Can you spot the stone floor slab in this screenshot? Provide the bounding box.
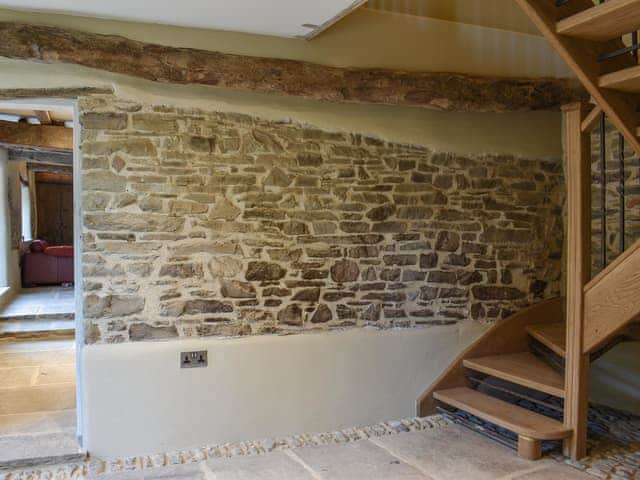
[510,465,593,479]
[371,424,536,480]
[206,451,315,480]
[291,439,431,479]
[0,431,82,468]
[143,463,206,479]
[88,471,143,480]
[0,287,74,319]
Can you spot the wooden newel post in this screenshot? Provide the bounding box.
[562,102,591,460]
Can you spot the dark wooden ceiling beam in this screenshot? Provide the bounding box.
[8,147,73,166]
[0,120,72,151]
[0,22,587,112]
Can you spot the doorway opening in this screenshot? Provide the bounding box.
[0,100,82,467]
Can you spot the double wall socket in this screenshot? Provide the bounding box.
[180,350,208,368]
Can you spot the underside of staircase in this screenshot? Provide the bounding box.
[418,0,640,462]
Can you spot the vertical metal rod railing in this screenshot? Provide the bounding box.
[600,113,607,269]
[619,134,626,253]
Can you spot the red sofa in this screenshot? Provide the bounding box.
[22,240,74,286]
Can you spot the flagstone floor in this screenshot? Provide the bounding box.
[0,420,599,480]
[0,287,75,320]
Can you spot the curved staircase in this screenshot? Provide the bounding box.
[418,295,639,460]
[417,0,640,463]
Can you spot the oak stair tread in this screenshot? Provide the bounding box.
[556,0,640,41]
[434,387,572,441]
[463,352,565,398]
[526,323,566,357]
[599,65,640,94]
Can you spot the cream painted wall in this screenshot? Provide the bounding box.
[0,59,563,160]
[0,7,571,78]
[365,0,541,35]
[82,322,487,458]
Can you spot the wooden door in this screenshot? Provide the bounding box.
[35,173,73,245]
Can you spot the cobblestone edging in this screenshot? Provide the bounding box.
[1,415,454,479]
[556,408,640,480]
[3,405,640,480]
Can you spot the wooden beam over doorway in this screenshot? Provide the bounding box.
[0,120,72,151]
[8,147,73,166]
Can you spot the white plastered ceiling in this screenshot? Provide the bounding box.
[0,0,364,38]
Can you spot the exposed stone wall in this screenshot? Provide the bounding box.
[79,95,564,344]
[590,123,640,276]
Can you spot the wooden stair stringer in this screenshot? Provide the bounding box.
[417,297,564,416]
[583,238,640,353]
[514,0,640,157]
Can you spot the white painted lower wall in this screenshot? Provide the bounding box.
[81,322,486,458]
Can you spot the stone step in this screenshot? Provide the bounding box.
[0,313,74,322]
[0,318,75,342]
[0,384,76,416]
[0,431,85,470]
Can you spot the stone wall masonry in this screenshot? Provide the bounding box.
[79,95,564,344]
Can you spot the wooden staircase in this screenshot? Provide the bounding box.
[419,0,640,462]
[514,0,640,155]
[418,296,639,460]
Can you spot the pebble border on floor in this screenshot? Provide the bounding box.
[0,415,453,479]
